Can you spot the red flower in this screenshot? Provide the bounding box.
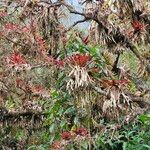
[4,23,18,30]
[101,79,129,88]
[66,54,92,67]
[132,20,143,31]
[61,131,72,140]
[33,85,44,93]
[30,85,50,98]
[75,127,88,136]
[118,79,129,85]
[54,60,64,67]
[101,79,116,87]
[36,36,44,44]
[9,53,27,65]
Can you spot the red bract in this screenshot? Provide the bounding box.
[101,79,129,88]
[118,79,129,85]
[32,85,45,93]
[9,53,27,65]
[61,131,72,140]
[30,84,50,98]
[67,54,92,67]
[75,127,88,136]
[4,23,19,30]
[132,20,143,31]
[54,60,64,67]
[36,36,44,44]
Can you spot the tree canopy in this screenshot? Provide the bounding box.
[0,0,150,149]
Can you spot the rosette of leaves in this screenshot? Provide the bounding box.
[66,53,93,92]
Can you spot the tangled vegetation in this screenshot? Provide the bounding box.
[0,0,150,149]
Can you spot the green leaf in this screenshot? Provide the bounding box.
[139,114,150,124]
[143,144,150,149]
[64,107,75,114]
[49,123,55,133]
[27,146,37,150]
[123,142,127,150]
[81,141,88,150]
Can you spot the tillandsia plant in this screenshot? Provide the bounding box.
[64,53,95,130]
[66,53,92,91]
[101,78,131,112]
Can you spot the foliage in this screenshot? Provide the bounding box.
[0,0,150,149]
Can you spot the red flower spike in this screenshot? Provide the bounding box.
[132,20,144,31]
[101,79,129,88]
[30,84,50,98]
[33,85,44,93]
[61,131,72,140]
[75,127,88,136]
[67,54,92,67]
[118,79,129,85]
[9,53,27,65]
[54,60,64,67]
[4,23,19,30]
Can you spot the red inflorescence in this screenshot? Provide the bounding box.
[54,60,64,67]
[75,127,88,136]
[101,79,129,88]
[66,54,92,67]
[9,53,27,65]
[33,85,45,93]
[132,20,144,31]
[61,131,72,140]
[118,79,129,85]
[4,23,19,30]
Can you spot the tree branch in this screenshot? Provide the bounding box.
[91,85,150,108]
[65,18,88,32]
[64,3,144,63]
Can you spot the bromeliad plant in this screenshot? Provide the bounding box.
[66,54,92,91]
[101,78,131,113]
